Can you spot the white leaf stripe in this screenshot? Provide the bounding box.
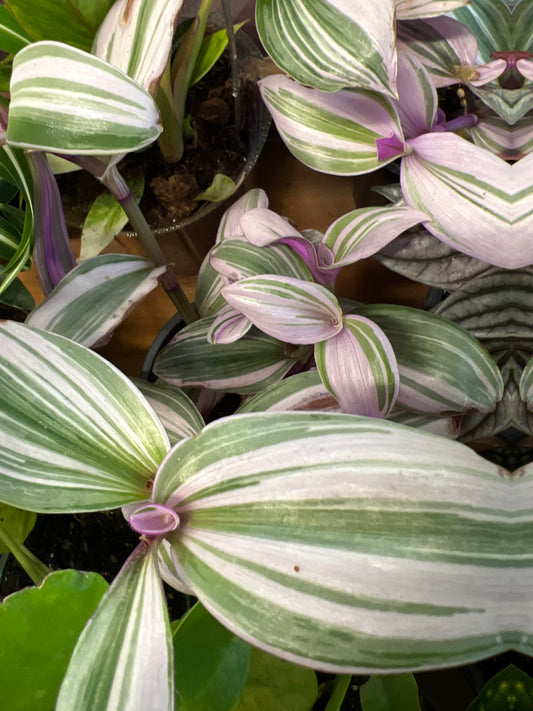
[56,544,174,711]
[396,0,470,20]
[7,41,161,154]
[0,322,168,511]
[153,412,533,672]
[26,255,166,347]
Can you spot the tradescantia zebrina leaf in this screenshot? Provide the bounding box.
[256,0,397,97]
[6,41,162,155]
[25,255,167,348]
[151,411,533,673]
[358,304,504,415]
[0,321,169,512]
[396,0,471,20]
[56,543,174,711]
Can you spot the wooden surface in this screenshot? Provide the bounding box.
[19,128,427,376]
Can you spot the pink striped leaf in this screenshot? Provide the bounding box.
[207,304,252,345]
[314,315,399,417]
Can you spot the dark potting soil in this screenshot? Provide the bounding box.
[57,50,264,231]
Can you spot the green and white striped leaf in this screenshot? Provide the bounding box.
[153,317,299,394]
[0,321,169,512]
[5,0,114,52]
[92,0,184,96]
[401,133,533,269]
[0,5,31,55]
[210,240,313,285]
[238,371,339,414]
[26,254,166,347]
[7,41,162,155]
[396,0,471,20]
[451,0,515,62]
[256,0,397,96]
[468,114,533,161]
[260,74,405,176]
[470,84,533,126]
[520,358,533,411]
[322,204,426,267]
[215,188,269,243]
[56,543,173,711]
[152,411,532,673]
[315,315,399,417]
[131,379,204,446]
[358,305,504,415]
[222,276,343,345]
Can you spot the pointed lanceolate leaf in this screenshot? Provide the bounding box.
[216,188,269,243]
[260,75,405,176]
[256,0,397,96]
[315,315,399,417]
[210,240,313,285]
[359,304,504,415]
[222,275,343,345]
[237,371,339,414]
[208,304,252,344]
[322,204,426,267]
[7,41,162,155]
[0,321,169,512]
[56,543,174,711]
[151,411,529,673]
[0,5,32,55]
[93,0,185,96]
[395,0,471,20]
[26,254,166,348]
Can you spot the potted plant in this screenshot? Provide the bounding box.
[0,0,532,709]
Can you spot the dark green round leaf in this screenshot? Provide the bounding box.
[466,665,533,711]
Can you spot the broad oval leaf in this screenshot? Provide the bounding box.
[222,275,343,345]
[0,321,169,512]
[7,41,162,155]
[260,74,405,176]
[256,0,397,96]
[358,304,504,415]
[151,411,528,673]
[153,317,299,394]
[315,315,399,417]
[56,543,173,711]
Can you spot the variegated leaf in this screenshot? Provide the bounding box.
[153,317,300,393]
[520,358,533,411]
[395,49,438,139]
[92,0,184,96]
[401,133,533,269]
[215,188,269,243]
[256,0,397,96]
[130,379,204,446]
[239,208,302,246]
[222,275,343,345]
[56,543,173,711]
[314,315,399,417]
[7,41,162,155]
[260,74,405,176]
[208,304,252,344]
[0,321,169,512]
[237,371,339,414]
[151,411,531,673]
[322,204,426,267]
[451,0,515,63]
[26,255,166,348]
[358,304,504,415]
[396,0,471,20]
[468,114,533,161]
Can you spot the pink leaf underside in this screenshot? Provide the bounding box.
[395,49,438,138]
[222,276,343,345]
[401,132,533,268]
[240,208,302,245]
[317,315,399,417]
[517,59,533,81]
[216,189,269,242]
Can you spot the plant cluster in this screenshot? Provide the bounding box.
[0,0,532,710]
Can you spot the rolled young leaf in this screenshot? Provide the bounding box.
[314,315,399,417]
[256,0,397,96]
[7,41,162,155]
[0,321,169,511]
[25,254,167,348]
[56,542,174,711]
[151,411,533,673]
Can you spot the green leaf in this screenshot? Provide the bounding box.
[230,646,318,711]
[195,173,237,203]
[56,544,174,711]
[359,674,422,711]
[0,275,34,313]
[0,5,32,54]
[80,170,144,260]
[174,602,251,711]
[0,569,108,711]
[324,675,352,711]
[466,664,533,711]
[5,0,114,52]
[7,41,162,155]
[189,23,245,87]
[0,321,169,512]
[0,502,35,553]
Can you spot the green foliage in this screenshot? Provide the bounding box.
[359,674,422,711]
[0,570,108,711]
[0,502,35,553]
[467,665,533,711]
[174,602,251,711]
